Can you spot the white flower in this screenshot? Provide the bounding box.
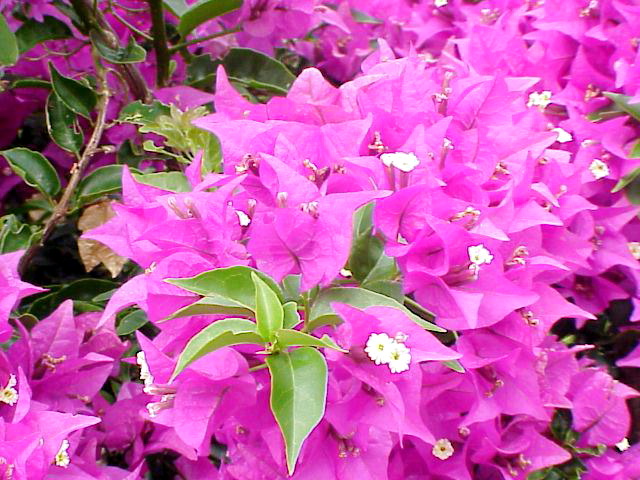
[339,268,353,278]
[387,341,411,373]
[0,374,18,406]
[380,152,420,173]
[54,439,70,467]
[365,333,394,365]
[589,159,610,180]
[468,244,494,267]
[551,127,573,143]
[235,210,251,226]
[136,351,154,387]
[628,242,640,260]
[432,438,454,460]
[527,91,552,109]
[434,0,448,7]
[616,438,630,452]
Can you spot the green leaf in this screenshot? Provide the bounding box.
[348,202,399,285]
[351,8,383,24]
[0,14,18,66]
[90,32,146,64]
[274,329,346,352]
[116,309,148,335]
[92,289,116,303]
[442,359,465,373]
[27,278,116,319]
[166,267,283,319]
[282,302,301,329]
[1,147,61,198]
[361,279,403,302]
[177,0,243,36]
[46,92,83,154]
[119,100,171,124]
[266,347,327,475]
[348,228,385,281]
[585,104,625,123]
[308,287,445,333]
[630,139,640,158]
[281,275,301,303]
[15,15,72,53]
[76,165,125,206]
[0,215,41,253]
[163,0,188,16]
[117,140,145,167]
[168,265,283,300]
[570,444,606,456]
[550,409,573,444]
[223,48,296,95]
[353,203,374,236]
[132,171,190,192]
[612,166,640,193]
[186,53,217,89]
[200,130,222,174]
[253,272,284,341]
[603,92,640,122]
[49,62,97,119]
[622,174,640,204]
[9,77,51,89]
[167,295,253,319]
[172,318,262,378]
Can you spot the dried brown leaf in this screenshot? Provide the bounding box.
[77,201,126,278]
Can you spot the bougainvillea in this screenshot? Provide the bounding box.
[0,0,639,479]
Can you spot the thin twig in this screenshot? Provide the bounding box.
[108,0,153,41]
[112,0,149,12]
[18,55,111,276]
[70,0,152,102]
[169,26,242,53]
[148,0,171,87]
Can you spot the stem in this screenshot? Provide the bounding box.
[148,0,171,87]
[19,55,111,276]
[169,26,242,53]
[108,0,153,40]
[69,0,151,102]
[301,292,311,333]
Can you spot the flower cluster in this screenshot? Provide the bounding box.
[365,332,412,373]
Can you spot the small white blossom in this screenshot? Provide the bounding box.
[380,152,420,172]
[552,127,573,143]
[443,138,454,150]
[432,438,454,460]
[387,341,411,373]
[136,351,154,387]
[468,244,494,267]
[365,333,394,365]
[54,440,70,467]
[589,159,610,180]
[235,210,251,226]
[0,374,18,406]
[616,438,630,451]
[527,91,552,109]
[628,242,640,260]
[434,0,448,7]
[339,268,353,278]
[394,332,408,343]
